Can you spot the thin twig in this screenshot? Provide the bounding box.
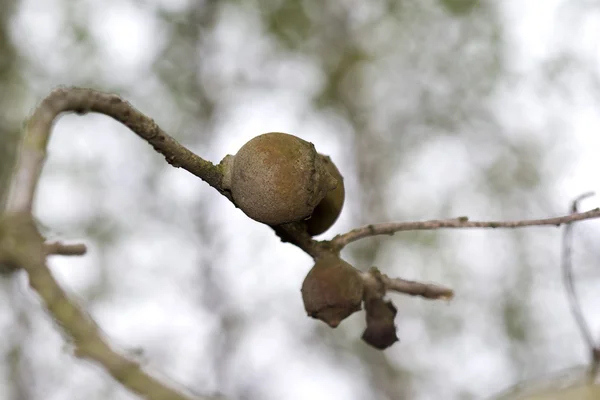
[381,275,454,300]
[361,267,454,301]
[358,267,453,349]
[561,192,599,378]
[2,88,228,399]
[29,257,198,400]
[6,87,226,214]
[44,241,87,256]
[331,209,600,249]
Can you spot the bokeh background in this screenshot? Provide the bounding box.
[1,0,600,399]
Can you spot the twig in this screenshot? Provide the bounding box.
[361,267,454,301]
[0,215,197,400]
[381,274,454,300]
[358,267,452,349]
[1,88,229,399]
[44,241,87,256]
[331,210,600,249]
[561,192,600,378]
[6,87,225,214]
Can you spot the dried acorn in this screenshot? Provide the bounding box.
[221,132,337,226]
[305,155,345,236]
[301,254,364,328]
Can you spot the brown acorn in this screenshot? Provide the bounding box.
[305,155,345,236]
[301,254,364,328]
[221,133,337,226]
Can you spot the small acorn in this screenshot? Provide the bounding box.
[305,155,345,236]
[221,133,337,226]
[301,254,364,328]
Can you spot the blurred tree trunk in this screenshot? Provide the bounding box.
[0,0,22,210]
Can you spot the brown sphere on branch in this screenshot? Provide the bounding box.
[301,254,364,328]
[222,133,337,226]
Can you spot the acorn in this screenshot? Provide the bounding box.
[305,154,345,236]
[301,254,364,328]
[221,133,337,226]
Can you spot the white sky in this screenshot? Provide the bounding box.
[504,1,600,204]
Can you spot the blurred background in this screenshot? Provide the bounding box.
[1,0,600,399]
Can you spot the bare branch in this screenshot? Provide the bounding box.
[6,87,226,214]
[19,88,600,366]
[33,266,198,400]
[561,192,599,376]
[0,216,201,400]
[332,209,600,249]
[2,88,227,399]
[44,241,87,256]
[382,275,454,300]
[361,267,454,301]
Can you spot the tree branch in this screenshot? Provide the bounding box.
[9,85,597,385]
[6,87,226,214]
[331,209,600,249]
[44,241,87,256]
[361,267,454,301]
[0,214,199,400]
[2,87,231,399]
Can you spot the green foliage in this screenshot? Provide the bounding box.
[265,0,312,48]
[439,0,480,16]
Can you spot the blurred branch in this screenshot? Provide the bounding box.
[43,241,87,256]
[561,192,600,379]
[332,211,600,249]
[0,215,198,400]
